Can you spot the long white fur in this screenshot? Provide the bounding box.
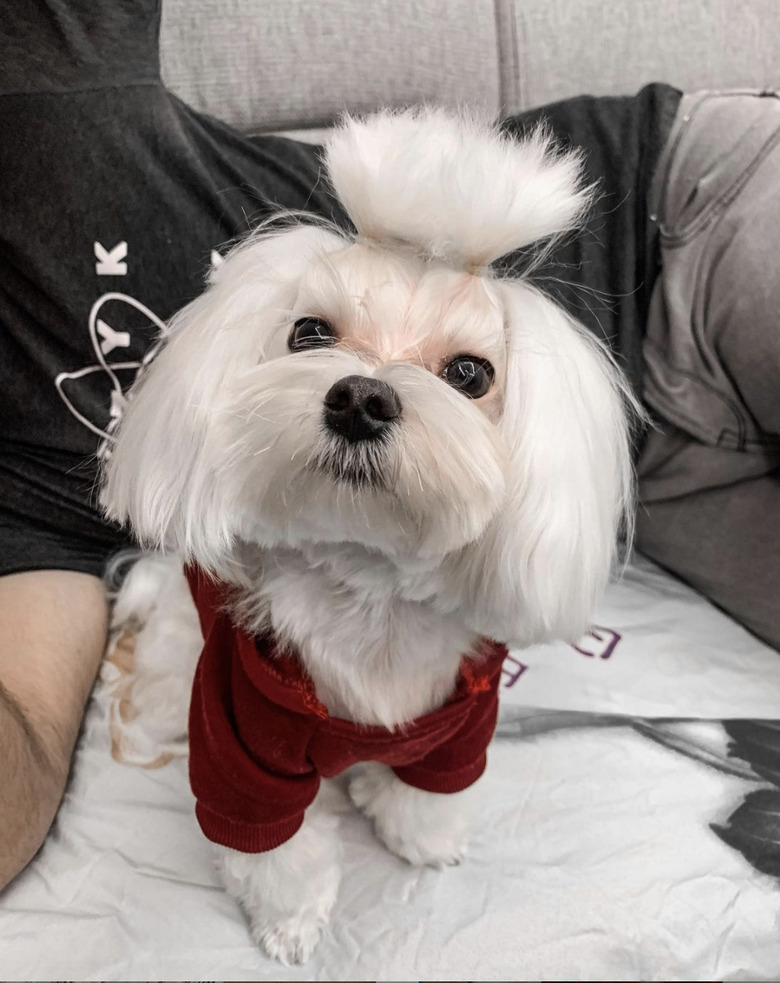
[104,107,635,964]
[325,106,593,268]
[106,554,200,765]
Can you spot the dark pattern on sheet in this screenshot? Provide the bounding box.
[712,720,780,878]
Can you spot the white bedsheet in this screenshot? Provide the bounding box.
[500,553,780,720]
[1,557,779,981]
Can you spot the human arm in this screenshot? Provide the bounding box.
[0,569,107,891]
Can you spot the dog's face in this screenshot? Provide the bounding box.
[105,233,509,559]
[224,239,511,558]
[103,109,635,645]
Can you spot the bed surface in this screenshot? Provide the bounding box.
[2,554,780,981]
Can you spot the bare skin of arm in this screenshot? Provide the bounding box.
[0,570,107,891]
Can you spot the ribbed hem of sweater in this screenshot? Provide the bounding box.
[392,753,487,794]
[195,803,304,853]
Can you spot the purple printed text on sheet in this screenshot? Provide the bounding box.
[500,626,622,689]
[572,626,621,660]
[501,653,528,688]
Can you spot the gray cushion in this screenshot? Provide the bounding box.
[160,0,780,133]
[160,0,502,132]
[503,0,780,112]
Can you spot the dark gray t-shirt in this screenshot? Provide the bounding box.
[0,0,680,578]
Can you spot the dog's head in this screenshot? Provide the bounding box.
[103,108,635,645]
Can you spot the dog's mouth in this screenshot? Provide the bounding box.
[308,436,389,492]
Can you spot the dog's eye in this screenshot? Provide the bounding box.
[441,356,495,398]
[288,317,336,352]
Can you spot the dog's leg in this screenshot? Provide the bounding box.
[349,762,471,868]
[106,554,201,765]
[215,803,340,965]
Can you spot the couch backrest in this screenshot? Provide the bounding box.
[160,0,780,132]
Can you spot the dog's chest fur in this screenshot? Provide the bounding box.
[237,545,476,729]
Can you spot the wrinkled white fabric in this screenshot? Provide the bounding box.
[1,556,779,980]
[501,552,780,720]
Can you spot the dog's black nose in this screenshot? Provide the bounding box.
[323,375,402,442]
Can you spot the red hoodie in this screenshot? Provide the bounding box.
[186,566,507,853]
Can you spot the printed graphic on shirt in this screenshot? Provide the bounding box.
[95,239,128,275]
[54,291,166,459]
[54,244,223,459]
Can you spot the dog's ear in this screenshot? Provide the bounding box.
[101,225,344,571]
[444,282,637,646]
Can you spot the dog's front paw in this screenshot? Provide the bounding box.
[381,822,467,869]
[215,814,340,965]
[250,903,330,966]
[349,763,470,868]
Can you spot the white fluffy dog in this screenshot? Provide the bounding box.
[103,108,635,964]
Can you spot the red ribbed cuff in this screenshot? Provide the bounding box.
[195,802,304,853]
[392,752,487,794]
